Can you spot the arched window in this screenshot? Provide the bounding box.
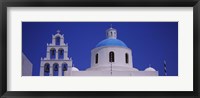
[62,63,68,76]
[50,48,56,59]
[56,37,60,45]
[125,53,129,64]
[58,48,64,59]
[109,51,114,62]
[53,63,59,76]
[95,54,98,64]
[44,63,50,76]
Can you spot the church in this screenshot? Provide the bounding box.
[39,27,158,76]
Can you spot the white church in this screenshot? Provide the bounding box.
[39,27,159,76]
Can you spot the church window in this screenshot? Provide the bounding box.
[109,51,114,62]
[95,54,98,64]
[58,48,64,59]
[56,37,60,45]
[125,53,129,64]
[44,63,50,76]
[53,63,59,76]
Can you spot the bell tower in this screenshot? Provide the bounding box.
[106,24,117,39]
[40,30,73,76]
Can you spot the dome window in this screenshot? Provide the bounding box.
[95,54,98,64]
[109,51,115,62]
[125,53,129,64]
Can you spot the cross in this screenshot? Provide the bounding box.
[57,30,60,33]
[164,60,167,65]
[110,24,112,28]
[149,64,151,67]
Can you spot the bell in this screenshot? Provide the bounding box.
[44,67,49,72]
[52,50,55,55]
[54,66,58,71]
[63,66,67,71]
[59,50,63,55]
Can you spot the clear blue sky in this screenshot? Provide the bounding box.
[22,22,178,76]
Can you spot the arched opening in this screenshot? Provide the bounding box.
[44,63,50,76]
[95,54,98,64]
[50,48,56,59]
[113,32,116,37]
[125,53,129,64]
[58,48,64,59]
[62,63,68,76]
[56,37,60,45]
[53,63,59,76]
[109,51,114,62]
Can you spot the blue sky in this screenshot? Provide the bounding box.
[22,22,178,76]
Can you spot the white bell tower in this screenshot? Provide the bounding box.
[40,30,73,76]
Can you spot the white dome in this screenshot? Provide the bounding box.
[144,67,156,71]
[71,67,79,71]
[132,67,139,71]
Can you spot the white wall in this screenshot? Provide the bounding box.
[71,71,158,76]
[91,46,133,68]
[22,53,33,76]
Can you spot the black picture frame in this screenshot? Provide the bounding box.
[0,0,199,98]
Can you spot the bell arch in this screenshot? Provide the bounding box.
[58,48,64,59]
[53,63,59,76]
[44,63,50,76]
[55,36,60,45]
[62,63,68,76]
[50,48,56,59]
